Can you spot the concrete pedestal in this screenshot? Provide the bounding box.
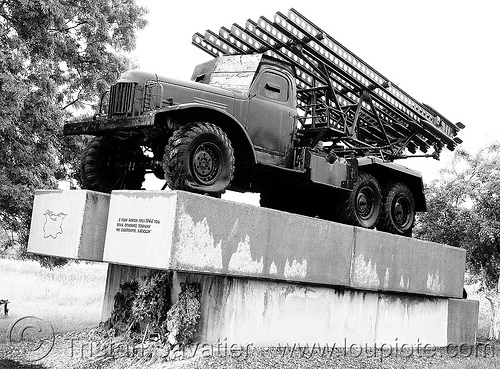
[27,189,478,347]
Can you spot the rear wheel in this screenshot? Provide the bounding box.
[163,122,235,196]
[378,183,415,237]
[80,136,146,193]
[339,172,381,228]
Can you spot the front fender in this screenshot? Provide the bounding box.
[155,103,257,167]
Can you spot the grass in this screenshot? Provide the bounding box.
[0,258,107,341]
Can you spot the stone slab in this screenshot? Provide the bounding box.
[177,271,453,346]
[103,190,466,298]
[447,298,479,345]
[179,272,380,346]
[27,190,110,261]
[103,190,354,287]
[101,265,478,347]
[351,229,466,298]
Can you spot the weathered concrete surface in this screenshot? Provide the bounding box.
[375,294,448,344]
[101,263,150,321]
[351,229,466,298]
[103,190,354,287]
[447,298,479,345]
[103,190,466,298]
[28,190,109,261]
[176,272,452,346]
[101,265,477,346]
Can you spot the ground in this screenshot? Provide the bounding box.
[0,258,498,369]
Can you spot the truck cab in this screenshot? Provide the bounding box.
[191,54,297,168]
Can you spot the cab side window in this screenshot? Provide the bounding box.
[256,72,289,103]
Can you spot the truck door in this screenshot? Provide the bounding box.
[246,69,296,166]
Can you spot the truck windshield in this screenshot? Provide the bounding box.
[194,54,263,91]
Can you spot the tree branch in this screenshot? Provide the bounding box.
[49,21,88,33]
[61,86,85,110]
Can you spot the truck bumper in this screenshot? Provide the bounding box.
[63,112,155,136]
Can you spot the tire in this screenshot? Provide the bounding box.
[80,136,146,193]
[163,122,235,196]
[378,183,415,237]
[339,172,381,228]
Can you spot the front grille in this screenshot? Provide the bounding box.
[108,82,136,118]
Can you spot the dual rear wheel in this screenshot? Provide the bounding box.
[379,182,415,237]
[340,172,415,236]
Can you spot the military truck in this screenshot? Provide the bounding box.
[64,9,464,237]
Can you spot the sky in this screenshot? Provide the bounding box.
[129,0,500,200]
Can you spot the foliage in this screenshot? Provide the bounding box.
[105,271,202,348]
[106,280,139,334]
[0,0,147,260]
[415,143,500,290]
[132,271,172,340]
[165,282,202,346]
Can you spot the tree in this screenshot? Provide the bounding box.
[415,143,500,339]
[0,0,147,262]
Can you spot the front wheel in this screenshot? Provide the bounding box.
[339,172,381,228]
[163,122,235,196]
[378,183,415,237]
[79,136,146,193]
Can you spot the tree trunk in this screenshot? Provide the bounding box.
[486,295,500,339]
[485,274,500,340]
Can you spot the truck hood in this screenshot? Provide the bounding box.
[118,70,247,99]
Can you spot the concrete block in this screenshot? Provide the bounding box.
[351,228,466,298]
[447,298,479,345]
[101,266,478,347]
[28,190,110,261]
[104,190,466,298]
[103,190,354,286]
[177,272,380,346]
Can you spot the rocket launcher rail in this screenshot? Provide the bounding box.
[192,9,464,159]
